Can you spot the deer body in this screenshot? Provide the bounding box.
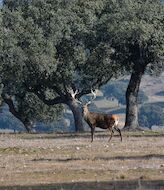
[70,89,122,142]
[83,105,122,142]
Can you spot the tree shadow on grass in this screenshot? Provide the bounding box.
[21,131,164,140]
[0,180,164,190]
[31,154,164,162]
[94,154,164,161]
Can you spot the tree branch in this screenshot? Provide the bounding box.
[33,90,66,105]
[2,94,21,121]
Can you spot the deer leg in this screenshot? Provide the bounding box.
[91,127,95,143]
[108,128,114,142]
[114,126,122,142]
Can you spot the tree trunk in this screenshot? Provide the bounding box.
[23,118,34,133]
[124,65,145,130]
[67,99,84,132]
[2,95,33,133]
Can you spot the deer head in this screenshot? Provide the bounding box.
[82,89,97,116]
[69,88,97,116]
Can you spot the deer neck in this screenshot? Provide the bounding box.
[83,106,90,120]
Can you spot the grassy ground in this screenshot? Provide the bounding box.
[0,131,164,189]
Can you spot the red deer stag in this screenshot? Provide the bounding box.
[71,89,122,142]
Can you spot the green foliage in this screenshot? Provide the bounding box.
[98,0,164,73]
[139,104,164,128]
[15,92,63,123]
[102,81,148,105]
[2,0,117,93]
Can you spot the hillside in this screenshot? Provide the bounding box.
[140,73,164,96]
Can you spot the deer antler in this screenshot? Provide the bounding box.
[86,89,97,106]
[69,89,82,104]
[91,89,97,100]
[69,89,78,99]
[69,88,98,105]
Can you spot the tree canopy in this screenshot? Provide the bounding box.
[100,0,164,71]
[2,0,116,94]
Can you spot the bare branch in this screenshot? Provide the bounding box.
[32,90,65,105]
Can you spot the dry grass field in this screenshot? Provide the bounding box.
[0,131,164,190]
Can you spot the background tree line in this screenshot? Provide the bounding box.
[102,80,148,105]
[0,0,164,132]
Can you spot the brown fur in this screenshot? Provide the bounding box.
[83,105,122,142]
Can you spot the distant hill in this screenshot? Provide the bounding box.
[140,73,164,97]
